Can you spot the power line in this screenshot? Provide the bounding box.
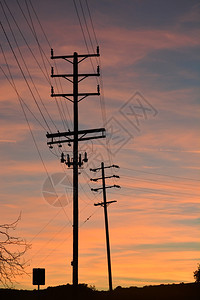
[0,66,46,131]
[85,0,99,46]
[29,0,51,49]
[15,0,51,72]
[31,220,72,261]
[121,175,198,190]
[0,18,51,133]
[121,166,200,182]
[35,230,73,267]
[24,0,71,132]
[73,0,100,91]
[29,209,64,244]
[28,0,73,129]
[34,200,100,267]
[0,2,52,130]
[24,0,51,85]
[0,40,58,221]
[0,44,47,132]
[1,1,61,133]
[14,0,64,132]
[76,0,115,174]
[1,13,72,228]
[15,0,70,132]
[34,196,101,268]
[122,184,199,198]
[79,0,96,54]
[2,0,50,85]
[108,190,198,203]
[73,0,91,54]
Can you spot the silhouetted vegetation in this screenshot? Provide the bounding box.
[0,214,30,287]
[0,282,200,300]
[194,264,200,283]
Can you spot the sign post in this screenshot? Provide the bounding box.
[33,268,45,295]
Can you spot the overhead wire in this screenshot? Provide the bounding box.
[35,230,73,267]
[28,152,74,252]
[16,0,68,132]
[82,0,115,172]
[24,0,51,85]
[29,0,50,49]
[15,0,51,78]
[0,1,100,267]
[31,220,72,262]
[0,61,46,131]
[85,0,98,46]
[78,0,98,67]
[0,38,73,252]
[2,1,50,85]
[1,5,72,228]
[22,1,77,224]
[121,184,198,198]
[29,209,63,243]
[108,190,197,203]
[0,14,51,133]
[33,187,102,265]
[34,201,102,267]
[121,166,200,182]
[73,0,101,97]
[2,0,59,132]
[16,0,71,132]
[32,186,102,267]
[73,0,94,59]
[121,175,198,190]
[72,1,115,189]
[28,0,73,129]
[0,27,49,180]
[1,0,118,265]
[71,0,115,202]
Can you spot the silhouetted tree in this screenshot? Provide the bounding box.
[194,264,200,283]
[0,214,30,287]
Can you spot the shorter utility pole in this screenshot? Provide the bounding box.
[90,163,120,291]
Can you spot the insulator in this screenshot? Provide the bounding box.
[51,67,54,76]
[90,168,97,172]
[97,65,100,75]
[97,84,100,93]
[60,152,65,163]
[49,145,53,149]
[97,46,99,55]
[67,154,71,167]
[114,184,121,188]
[83,152,88,162]
[112,164,119,168]
[58,143,62,148]
[51,86,54,95]
[51,48,54,58]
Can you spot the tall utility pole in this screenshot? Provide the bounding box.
[90,163,120,291]
[46,48,106,287]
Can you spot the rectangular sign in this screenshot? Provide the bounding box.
[32,268,45,285]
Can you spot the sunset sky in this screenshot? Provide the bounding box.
[0,0,200,290]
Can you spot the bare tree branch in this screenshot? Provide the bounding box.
[0,213,31,287]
